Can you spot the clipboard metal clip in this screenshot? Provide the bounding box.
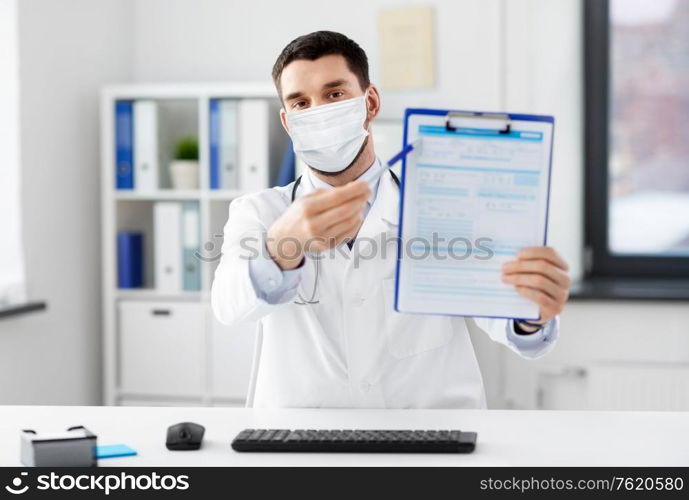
[445,111,512,134]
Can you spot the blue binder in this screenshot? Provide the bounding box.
[276,138,296,187]
[117,231,143,288]
[209,99,221,189]
[115,101,134,190]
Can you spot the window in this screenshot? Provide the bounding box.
[0,0,27,307]
[584,0,689,279]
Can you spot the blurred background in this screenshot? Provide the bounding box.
[1,0,688,410]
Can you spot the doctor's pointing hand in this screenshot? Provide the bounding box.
[211,31,571,409]
[265,181,371,270]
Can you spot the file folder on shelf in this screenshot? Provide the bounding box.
[115,101,134,190]
[182,202,201,291]
[154,202,182,293]
[238,99,269,191]
[133,100,159,192]
[210,99,240,190]
[276,139,296,187]
[220,100,239,189]
[117,231,143,289]
[209,100,220,189]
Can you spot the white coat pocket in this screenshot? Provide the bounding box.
[381,278,452,359]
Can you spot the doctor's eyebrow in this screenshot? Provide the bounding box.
[284,90,306,102]
[321,79,348,90]
[284,79,351,104]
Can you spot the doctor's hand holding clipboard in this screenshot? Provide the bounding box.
[500,246,571,329]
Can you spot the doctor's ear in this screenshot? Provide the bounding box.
[279,108,289,134]
[365,85,381,122]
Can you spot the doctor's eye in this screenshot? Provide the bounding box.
[328,91,345,100]
[292,100,308,110]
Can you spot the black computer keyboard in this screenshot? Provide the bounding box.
[231,429,477,453]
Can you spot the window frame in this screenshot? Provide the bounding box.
[584,0,689,279]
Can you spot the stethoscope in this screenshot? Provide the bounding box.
[291,169,401,305]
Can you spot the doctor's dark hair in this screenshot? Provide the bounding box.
[272,31,370,98]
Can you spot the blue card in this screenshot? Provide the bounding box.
[96,444,138,459]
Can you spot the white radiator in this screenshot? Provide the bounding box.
[533,362,689,410]
[587,363,689,411]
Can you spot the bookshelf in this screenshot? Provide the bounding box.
[100,83,287,406]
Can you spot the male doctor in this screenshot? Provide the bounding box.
[211,31,571,408]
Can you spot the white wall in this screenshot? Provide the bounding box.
[0,0,26,306]
[131,0,504,116]
[0,0,132,404]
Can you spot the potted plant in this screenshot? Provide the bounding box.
[169,136,199,189]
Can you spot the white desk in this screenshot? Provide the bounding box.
[1,406,688,466]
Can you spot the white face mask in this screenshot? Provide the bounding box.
[285,95,369,173]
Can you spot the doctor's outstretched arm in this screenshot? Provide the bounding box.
[211,195,295,326]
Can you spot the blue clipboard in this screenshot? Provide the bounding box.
[394,108,555,320]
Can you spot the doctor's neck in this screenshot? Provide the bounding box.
[310,135,376,187]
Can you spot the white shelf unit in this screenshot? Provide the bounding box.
[100,83,286,406]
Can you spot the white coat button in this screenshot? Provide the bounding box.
[360,381,371,392]
[268,278,277,288]
[352,293,366,306]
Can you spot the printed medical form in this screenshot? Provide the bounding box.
[395,111,554,319]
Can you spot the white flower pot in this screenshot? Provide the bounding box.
[169,160,199,190]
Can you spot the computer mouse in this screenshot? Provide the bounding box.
[166,422,205,451]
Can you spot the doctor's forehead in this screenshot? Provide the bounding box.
[279,54,360,99]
